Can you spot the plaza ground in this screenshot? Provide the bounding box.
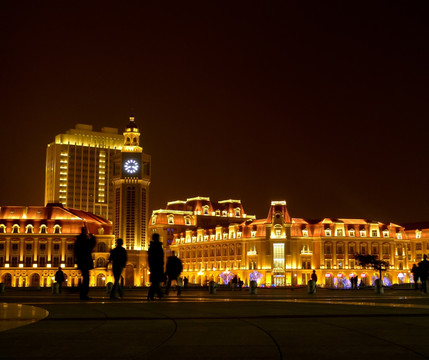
[1,286,429,360]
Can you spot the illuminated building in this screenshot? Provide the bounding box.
[150,198,428,287]
[44,118,151,285]
[0,203,115,288]
[45,124,123,220]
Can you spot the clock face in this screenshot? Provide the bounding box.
[124,159,139,174]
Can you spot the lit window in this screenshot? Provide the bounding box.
[371,230,378,237]
[416,231,421,239]
[53,224,61,234]
[215,210,220,216]
[40,225,47,234]
[12,225,20,234]
[185,217,191,226]
[203,206,209,215]
[383,230,389,237]
[396,232,402,240]
[251,231,256,237]
[0,225,5,233]
[168,216,174,225]
[302,229,308,237]
[151,215,157,225]
[336,229,343,236]
[325,229,331,236]
[235,208,241,217]
[25,225,34,234]
[222,211,227,217]
[349,230,355,237]
[360,231,366,237]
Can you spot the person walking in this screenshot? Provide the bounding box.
[74,226,96,300]
[411,264,420,290]
[109,238,127,299]
[55,267,65,293]
[311,270,318,284]
[165,251,183,296]
[147,233,164,300]
[418,254,429,293]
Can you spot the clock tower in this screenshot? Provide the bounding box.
[112,116,151,285]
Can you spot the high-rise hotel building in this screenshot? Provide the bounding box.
[45,118,152,284]
[45,124,123,220]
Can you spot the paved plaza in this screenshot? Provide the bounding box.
[1,286,429,360]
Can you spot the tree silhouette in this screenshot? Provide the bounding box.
[354,254,390,282]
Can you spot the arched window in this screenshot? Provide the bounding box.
[0,225,5,234]
[185,217,191,226]
[222,211,227,217]
[96,257,106,268]
[39,224,48,234]
[168,215,174,225]
[12,224,20,234]
[235,208,241,217]
[215,210,220,216]
[203,206,209,215]
[53,224,61,234]
[97,242,106,252]
[25,224,34,234]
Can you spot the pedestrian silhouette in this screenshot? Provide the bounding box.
[109,238,127,299]
[311,270,318,284]
[411,264,420,290]
[55,267,65,293]
[165,251,183,296]
[418,254,429,293]
[74,226,96,300]
[147,233,164,300]
[183,276,189,289]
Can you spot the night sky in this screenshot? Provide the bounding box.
[1,2,428,224]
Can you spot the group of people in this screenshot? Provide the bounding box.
[147,233,183,300]
[350,275,359,289]
[74,226,127,300]
[72,228,184,301]
[230,275,244,290]
[411,254,429,293]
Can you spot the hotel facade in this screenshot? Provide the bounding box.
[0,203,120,288]
[150,197,428,288]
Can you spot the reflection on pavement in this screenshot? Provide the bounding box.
[0,303,49,332]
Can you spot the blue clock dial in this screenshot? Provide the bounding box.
[124,159,139,174]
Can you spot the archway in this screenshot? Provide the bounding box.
[96,273,105,287]
[2,273,12,286]
[30,273,40,287]
[125,265,134,287]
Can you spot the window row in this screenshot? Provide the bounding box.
[0,224,62,234]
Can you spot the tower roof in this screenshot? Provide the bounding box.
[126,116,139,132]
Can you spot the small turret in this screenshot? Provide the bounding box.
[122,116,142,152]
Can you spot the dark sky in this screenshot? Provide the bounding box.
[1,2,429,224]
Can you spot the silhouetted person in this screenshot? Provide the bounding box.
[183,276,189,289]
[411,264,420,290]
[231,275,238,290]
[354,276,358,289]
[75,226,96,300]
[55,267,65,293]
[109,238,127,299]
[147,233,164,300]
[238,278,243,290]
[418,254,429,293]
[165,251,183,296]
[311,270,318,284]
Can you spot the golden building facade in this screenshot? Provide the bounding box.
[45,124,123,220]
[0,203,122,288]
[150,198,428,287]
